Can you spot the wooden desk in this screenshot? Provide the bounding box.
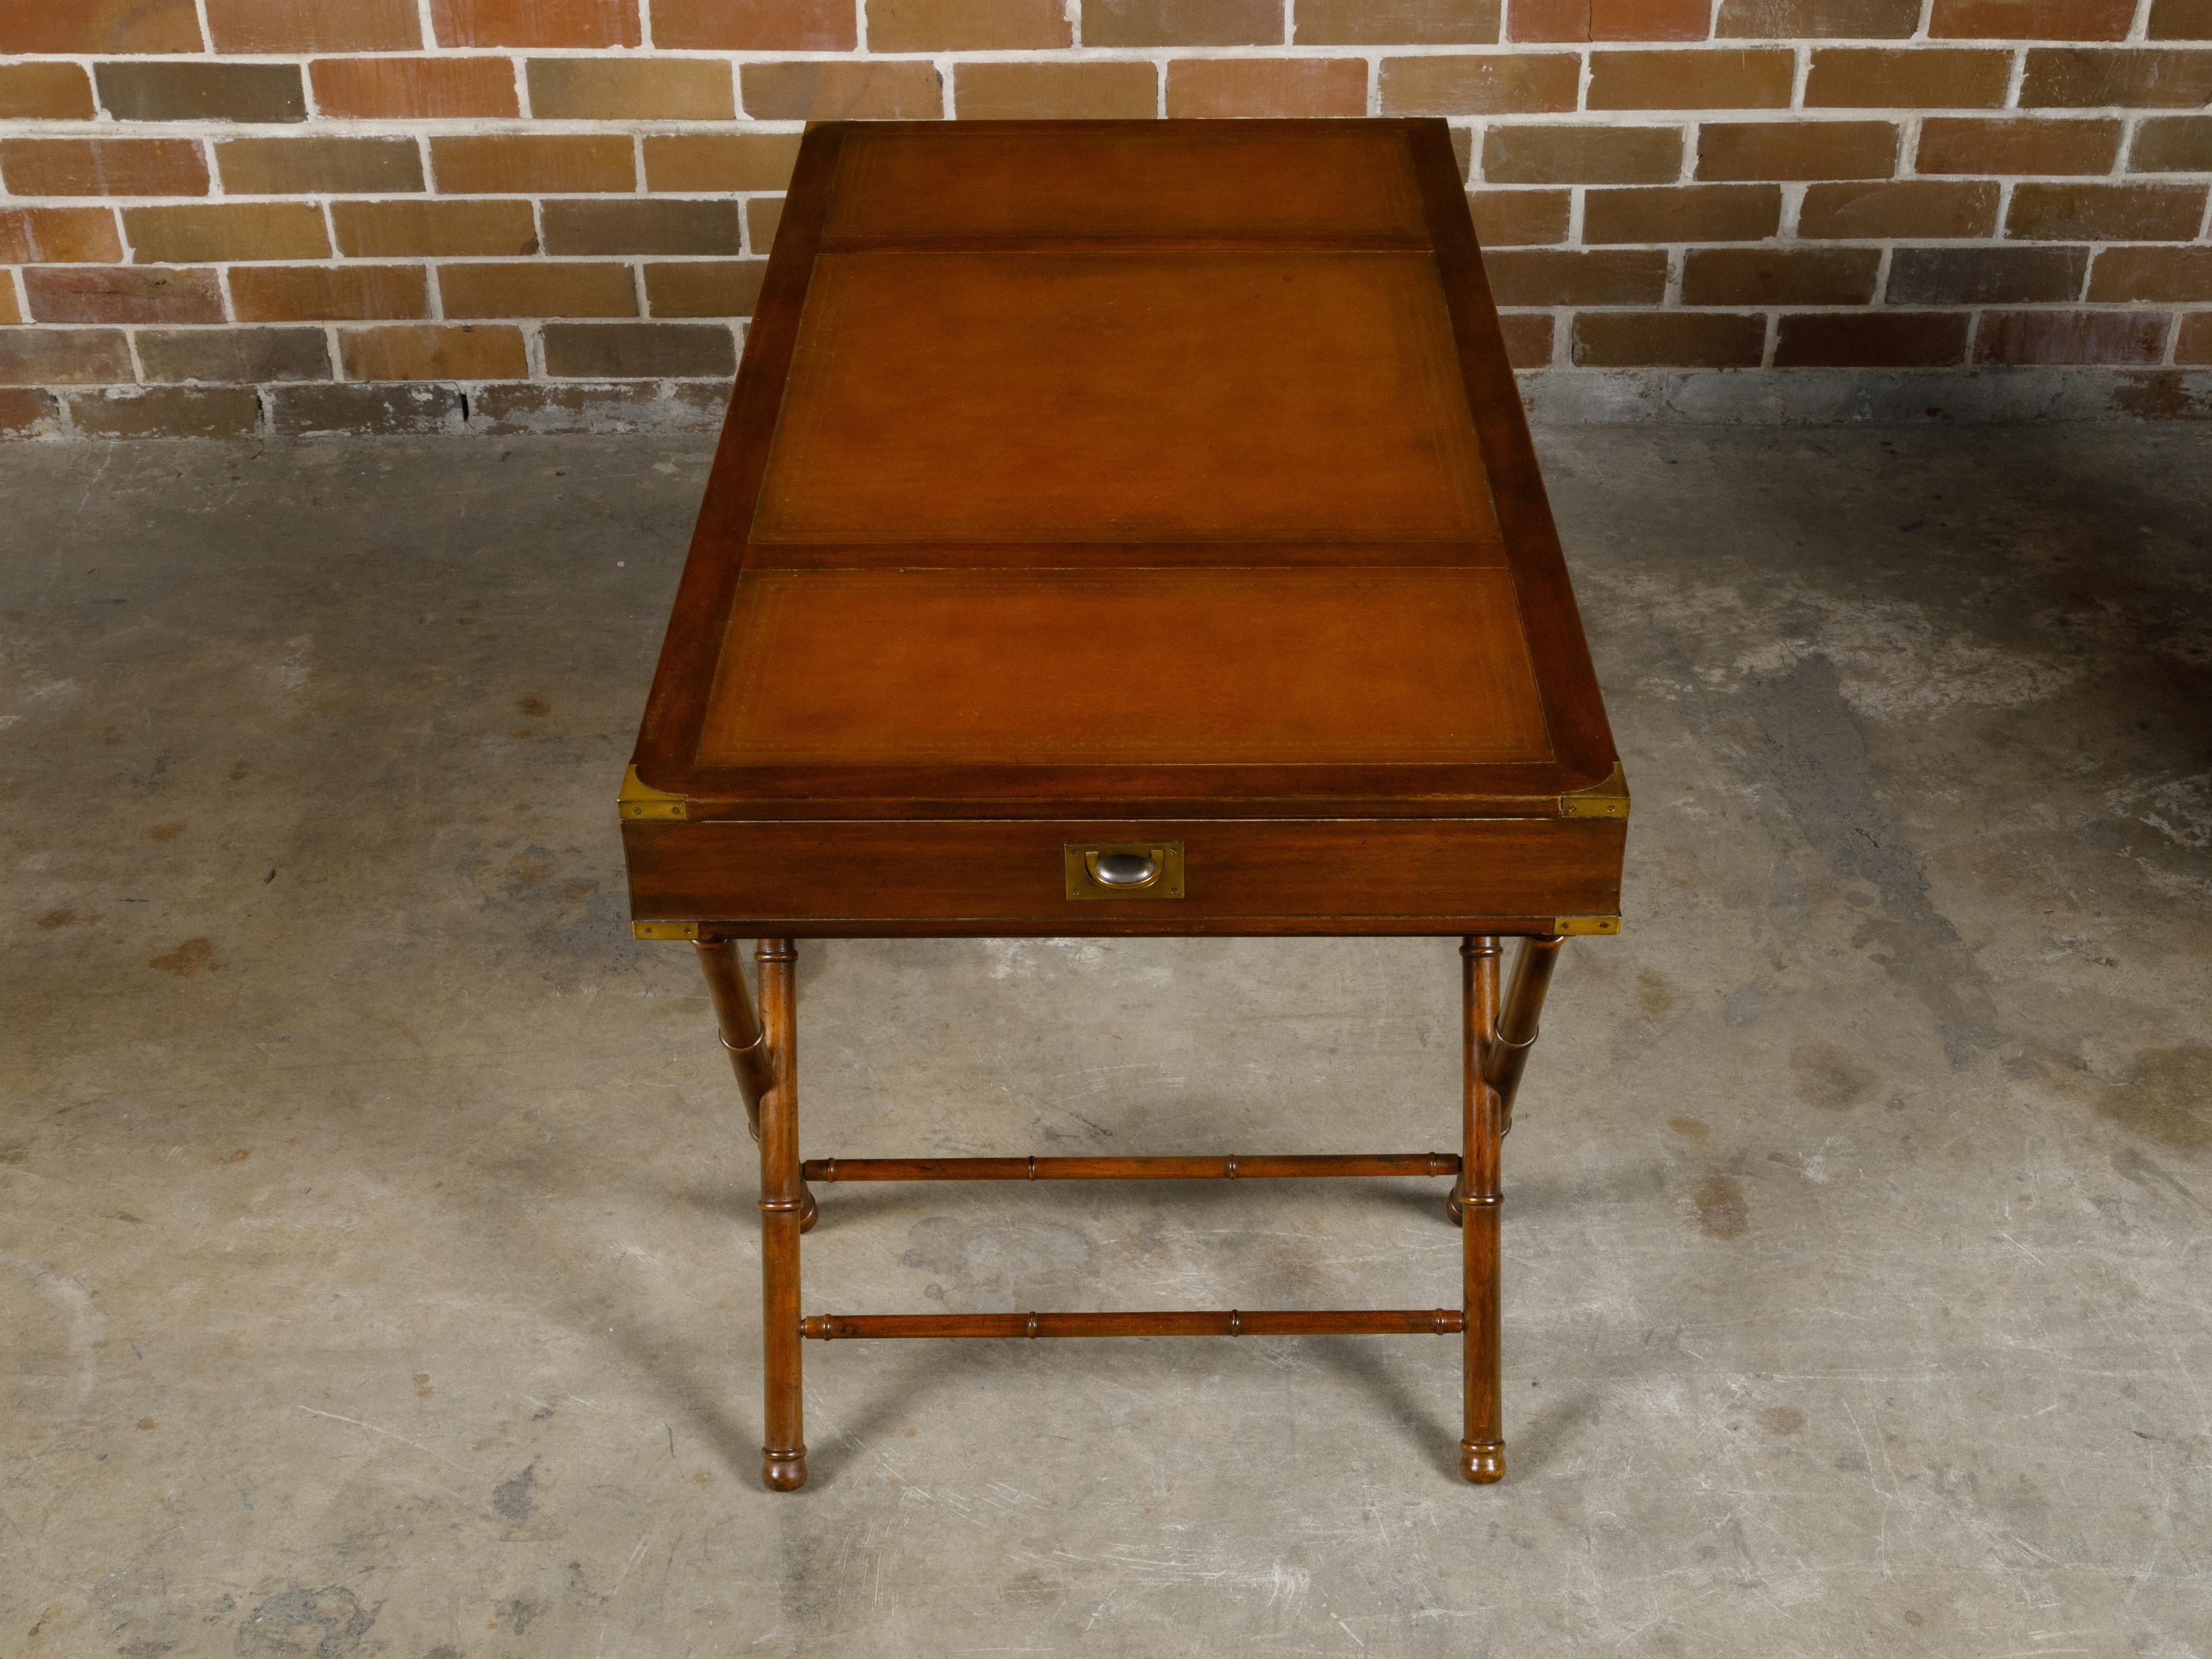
[622,119,1627,1491]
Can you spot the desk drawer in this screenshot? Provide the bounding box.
[623,817,1623,937]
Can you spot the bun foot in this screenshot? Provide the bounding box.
[799,1187,818,1234]
[761,1446,808,1491]
[1459,1441,1504,1484]
[1446,1178,1464,1227]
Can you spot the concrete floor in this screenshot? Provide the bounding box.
[3,425,2209,1658]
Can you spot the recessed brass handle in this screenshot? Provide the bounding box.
[1065,842,1185,901]
[1086,850,1160,889]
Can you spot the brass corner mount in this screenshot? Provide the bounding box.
[620,764,688,822]
[1559,761,1630,820]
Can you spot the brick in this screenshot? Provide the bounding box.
[0,284,14,325]
[0,0,203,53]
[1799,180,1999,239]
[541,199,743,255]
[1166,58,1368,117]
[311,56,521,119]
[1804,49,2012,108]
[654,0,857,48]
[1886,246,2087,304]
[1773,312,1971,367]
[527,58,736,119]
[1571,312,1767,367]
[471,380,729,432]
[1695,121,1898,181]
[0,208,125,264]
[1467,188,1573,246]
[2008,183,2209,243]
[333,199,540,257]
[67,387,259,438]
[139,326,331,383]
[339,324,529,380]
[125,204,331,264]
[2131,118,2212,173]
[1298,0,1498,42]
[543,321,737,378]
[1379,54,1579,116]
[1717,0,1919,34]
[1484,248,1668,304]
[1931,0,2135,38]
[272,382,466,436]
[96,62,308,124]
[429,0,639,46]
[956,62,1160,119]
[2150,0,2212,37]
[0,63,99,120]
[24,265,225,325]
[645,260,770,316]
[2021,50,2212,108]
[868,0,1070,49]
[645,134,805,193]
[1590,49,1793,109]
[1481,124,1683,183]
[205,0,422,50]
[1509,0,1708,41]
[216,138,426,196]
[231,265,430,321]
[0,389,60,435]
[1975,311,2168,366]
[1682,247,1880,305]
[748,197,784,250]
[1584,183,1781,242]
[1497,311,1553,367]
[2178,312,2211,364]
[1091,0,1284,44]
[0,139,210,199]
[440,262,639,317]
[430,134,636,193]
[2087,246,2212,301]
[740,61,943,119]
[1916,119,2122,178]
[0,328,135,386]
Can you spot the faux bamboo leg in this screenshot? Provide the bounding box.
[1459,935,1506,1485]
[1449,934,1564,1224]
[1491,935,1564,1137]
[1447,937,1502,1225]
[693,938,771,1139]
[755,937,807,1492]
[697,937,814,1230]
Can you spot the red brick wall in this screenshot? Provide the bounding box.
[2,1,2207,435]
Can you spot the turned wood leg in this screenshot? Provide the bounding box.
[693,937,770,1138]
[1450,933,1564,1223]
[756,937,808,1492]
[1447,937,1501,1225]
[1492,935,1564,1138]
[1458,935,1506,1485]
[696,937,814,1230]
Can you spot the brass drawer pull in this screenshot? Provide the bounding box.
[1065,841,1185,901]
[1087,850,1159,888]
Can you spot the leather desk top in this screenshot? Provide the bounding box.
[623,119,1626,939]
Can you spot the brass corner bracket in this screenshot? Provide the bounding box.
[1553,916,1622,936]
[620,765,688,822]
[1559,761,1630,820]
[633,920,702,941]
